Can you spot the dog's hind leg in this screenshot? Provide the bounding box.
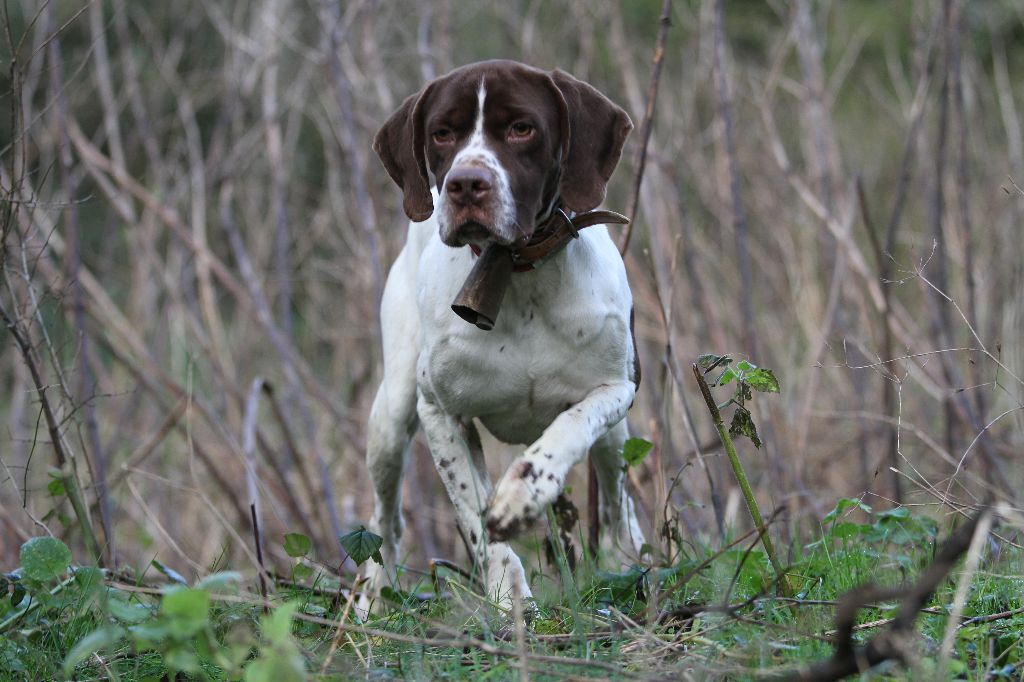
[590,419,646,568]
[358,248,420,617]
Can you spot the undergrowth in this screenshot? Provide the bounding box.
[2,500,1021,680]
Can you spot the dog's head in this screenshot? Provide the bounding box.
[373,60,632,248]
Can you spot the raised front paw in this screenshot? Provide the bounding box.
[486,458,559,541]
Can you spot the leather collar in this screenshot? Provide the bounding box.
[468,207,629,272]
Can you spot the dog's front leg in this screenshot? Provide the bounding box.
[486,381,636,541]
[417,396,532,607]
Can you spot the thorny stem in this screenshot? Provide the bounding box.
[691,363,791,595]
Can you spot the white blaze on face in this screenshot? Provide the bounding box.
[438,79,517,245]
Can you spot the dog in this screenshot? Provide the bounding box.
[361,60,645,613]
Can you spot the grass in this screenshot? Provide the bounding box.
[2,501,1021,680]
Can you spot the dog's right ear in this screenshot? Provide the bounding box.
[372,89,434,222]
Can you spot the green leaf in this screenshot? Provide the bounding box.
[263,602,297,644]
[46,478,66,497]
[10,582,26,608]
[339,527,383,567]
[194,571,242,591]
[622,438,653,467]
[290,562,313,582]
[108,596,153,623]
[736,360,755,372]
[745,368,780,393]
[283,533,312,558]
[728,407,762,449]
[822,497,872,525]
[19,537,72,581]
[151,559,188,585]
[716,367,738,387]
[161,587,210,638]
[73,566,104,596]
[63,626,125,676]
[697,353,731,371]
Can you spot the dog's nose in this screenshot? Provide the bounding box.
[446,166,493,206]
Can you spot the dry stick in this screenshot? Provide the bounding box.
[7,171,257,533]
[950,2,982,427]
[929,0,958,461]
[586,0,672,560]
[106,398,187,491]
[259,0,293,345]
[42,1,111,566]
[0,303,101,561]
[262,383,326,536]
[691,364,792,596]
[711,0,791,522]
[712,0,755,358]
[618,0,672,256]
[65,123,356,436]
[937,511,992,676]
[219,185,344,546]
[324,0,383,310]
[243,378,266,538]
[88,331,251,530]
[250,504,270,616]
[855,178,906,502]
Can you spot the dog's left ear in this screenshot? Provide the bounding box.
[373,88,435,222]
[548,69,633,213]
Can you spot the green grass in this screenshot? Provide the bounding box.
[2,501,1022,680]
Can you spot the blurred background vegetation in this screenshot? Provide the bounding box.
[2,0,1023,583]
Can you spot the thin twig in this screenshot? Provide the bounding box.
[619,0,672,255]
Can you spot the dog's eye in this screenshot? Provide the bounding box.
[508,122,534,141]
[432,128,454,145]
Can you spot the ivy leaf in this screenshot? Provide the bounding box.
[282,533,312,559]
[728,407,762,449]
[745,368,780,393]
[622,438,653,468]
[339,527,383,567]
[20,537,72,582]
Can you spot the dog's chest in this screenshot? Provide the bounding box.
[418,271,629,444]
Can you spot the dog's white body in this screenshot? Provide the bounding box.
[365,200,643,607]
[361,61,645,613]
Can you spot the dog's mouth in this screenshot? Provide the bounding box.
[443,216,515,248]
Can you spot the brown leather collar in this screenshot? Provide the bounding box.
[468,208,629,272]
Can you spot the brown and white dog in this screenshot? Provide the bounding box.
[362,60,644,613]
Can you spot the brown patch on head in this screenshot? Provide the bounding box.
[549,69,633,213]
[372,88,436,221]
[373,60,631,237]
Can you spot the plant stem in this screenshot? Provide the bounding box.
[691,364,792,595]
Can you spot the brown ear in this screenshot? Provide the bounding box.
[372,89,434,222]
[549,69,633,213]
